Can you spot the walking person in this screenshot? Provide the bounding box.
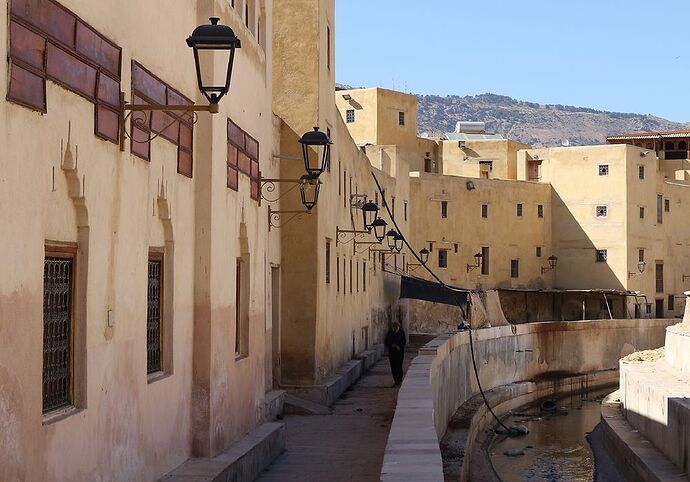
[385,322,406,386]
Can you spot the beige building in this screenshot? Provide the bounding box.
[0,1,282,481]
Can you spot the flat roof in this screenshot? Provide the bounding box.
[444,132,505,141]
[607,129,690,141]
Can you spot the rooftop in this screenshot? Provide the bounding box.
[607,129,690,141]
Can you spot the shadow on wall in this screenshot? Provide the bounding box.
[552,190,624,291]
[498,291,627,323]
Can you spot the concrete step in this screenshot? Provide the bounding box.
[264,390,285,421]
[665,322,690,373]
[283,394,332,415]
[160,422,285,482]
[620,358,690,472]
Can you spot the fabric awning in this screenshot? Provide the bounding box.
[400,276,469,306]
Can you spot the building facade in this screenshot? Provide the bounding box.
[0,0,278,480]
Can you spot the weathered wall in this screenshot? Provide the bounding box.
[381,319,676,481]
[0,1,278,481]
[441,139,530,180]
[408,173,553,290]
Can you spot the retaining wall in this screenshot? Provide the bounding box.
[380,319,677,481]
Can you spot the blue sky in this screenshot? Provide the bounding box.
[335,0,690,122]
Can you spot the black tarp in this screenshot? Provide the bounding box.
[400,276,469,306]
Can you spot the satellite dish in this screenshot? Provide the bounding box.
[561,139,570,147]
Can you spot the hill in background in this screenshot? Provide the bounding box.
[336,85,688,147]
[417,93,689,147]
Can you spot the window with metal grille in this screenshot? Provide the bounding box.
[404,201,408,221]
[657,194,663,224]
[517,203,523,217]
[668,295,675,311]
[147,258,162,374]
[43,255,74,413]
[399,111,405,126]
[511,259,519,278]
[356,260,359,292]
[438,250,448,268]
[639,249,645,262]
[336,256,340,292]
[640,207,645,219]
[536,246,542,257]
[363,262,367,292]
[596,205,607,217]
[639,165,645,180]
[481,204,488,218]
[346,109,355,123]
[441,201,448,219]
[598,164,609,176]
[595,249,607,262]
[665,199,670,212]
[537,204,544,218]
[656,263,664,293]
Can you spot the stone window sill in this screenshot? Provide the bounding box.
[42,406,82,426]
[147,371,171,385]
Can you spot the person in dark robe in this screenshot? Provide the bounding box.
[385,322,406,385]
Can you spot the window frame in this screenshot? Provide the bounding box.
[537,204,544,218]
[598,164,609,176]
[441,201,448,219]
[146,252,164,376]
[510,259,519,279]
[398,111,405,126]
[595,249,607,263]
[595,205,608,218]
[346,109,355,123]
[43,244,78,416]
[481,204,488,218]
[516,203,523,217]
[438,249,448,268]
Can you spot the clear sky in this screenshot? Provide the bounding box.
[335,0,690,122]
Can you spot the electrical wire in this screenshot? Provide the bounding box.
[370,172,517,436]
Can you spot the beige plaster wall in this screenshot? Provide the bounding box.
[0,1,278,481]
[408,173,553,290]
[441,139,530,180]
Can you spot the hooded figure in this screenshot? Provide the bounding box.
[384,322,406,385]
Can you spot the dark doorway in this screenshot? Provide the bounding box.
[656,299,664,318]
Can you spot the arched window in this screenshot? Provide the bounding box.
[666,141,675,151]
[679,141,688,151]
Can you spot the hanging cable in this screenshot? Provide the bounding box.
[371,172,518,436]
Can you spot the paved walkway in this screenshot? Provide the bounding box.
[257,347,418,482]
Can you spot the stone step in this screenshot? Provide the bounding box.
[620,358,690,472]
[264,390,285,421]
[160,422,285,482]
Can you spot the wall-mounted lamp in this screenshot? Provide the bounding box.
[541,255,559,274]
[628,261,647,279]
[466,252,483,272]
[408,248,430,269]
[361,201,379,231]
[259,171,322,212]
[299,127,332,177]
[371,218,388,243]
[119,17,241,151]
[386,230,403,253]
[466,181,476,191]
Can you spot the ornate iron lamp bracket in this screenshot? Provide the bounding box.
[336,226,370,247]
[268,206,311,232]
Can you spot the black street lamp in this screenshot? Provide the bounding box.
[186,17,242,105]
[299,173,322,211]
[394,233,404,253]
[386,229,399,251]
[541,255,559,274]
[371,218,388,243]
[467,252,483,272]
[299,127,333,177]
[419,248,430,265]
[361,201,379,231]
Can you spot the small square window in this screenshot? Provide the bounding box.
[438,250,448,268]
[595,249,607,262]
[598,164,609,176]
[639,166,645,180]
[537,205,544,218]
[665,199,670,212]
[346,109,355,123]
[595,205,607,217]
[481,204,488,218]
[398,111,405,126]
[640,207,645,219]
[516,203,523,217]
[536,246,542,257]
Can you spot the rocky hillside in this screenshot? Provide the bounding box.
[416,93,688,147]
